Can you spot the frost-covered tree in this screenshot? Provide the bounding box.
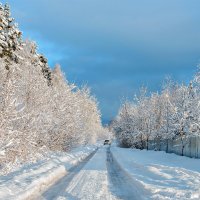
[113,102,136,147]
[112,72,200,153]
[0,3,104,174]
[191,68,200,135]
[0,3,22,64]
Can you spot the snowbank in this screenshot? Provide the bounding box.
[0,146,97,200]
[111,147,200,200]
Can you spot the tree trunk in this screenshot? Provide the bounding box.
[181,138,184,156]
[166,139,168,153]
[146,137,149,150]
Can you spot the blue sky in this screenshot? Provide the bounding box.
[3,0,200,123]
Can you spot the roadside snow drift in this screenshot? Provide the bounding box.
[111,147,200,200]
[0,146,97,200]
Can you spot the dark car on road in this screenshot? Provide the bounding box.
[104,140,111,145]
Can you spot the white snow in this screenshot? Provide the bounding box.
[0,146,97,200]
[1,145,200,200]
[39,146,141,200]
[61,147,113,200]
[40,146,117,200]
[111,147,200,200]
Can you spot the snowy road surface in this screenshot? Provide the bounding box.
[37,146,138,200]
[36,146,200,200]
[1,146,200,200]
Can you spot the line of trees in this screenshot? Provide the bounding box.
[0,3,105,174]
[111,71,200,155]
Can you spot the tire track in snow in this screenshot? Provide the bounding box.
[64,147,113,200]
[106,147,140,200]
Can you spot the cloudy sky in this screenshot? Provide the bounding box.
[3,0,200,123]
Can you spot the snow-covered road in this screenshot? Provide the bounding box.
[106,147,140,200]
[1,145,200,200]
[37,146,200,200]
[36,146,139,200]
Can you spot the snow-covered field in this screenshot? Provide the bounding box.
[111,147,200,200]
[0,146,97,200]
